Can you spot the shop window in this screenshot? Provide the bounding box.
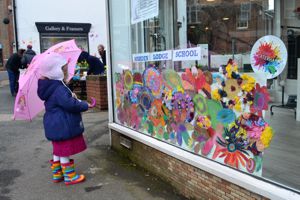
[109,0,300,193]
[40,36,88,52]
[35,22,91,52]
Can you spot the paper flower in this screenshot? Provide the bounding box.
[225,59,238,78]
[247,125,264,139]
[223,79,241,100]
[246,158,256,173]
[233,96,242,112]
[213,141,249,169]
[217,109,236,125]
[193,94,208,115]
[212,89,221,101]
[212,73,225,84]
[138,87,153,111]
[250,83,270,115]
[204,71,213,85]
[181,68,195,90]
[196,116,211,129]
[143,67,163,98]
[149,99,165,127]
[116,92,121,108]
[228,122,247,140]
[124,70,133,90]
[133,72,143,85]
[260,126,273,148]
[129,84,142,104]
[163,69,183,89]
[240,74,256,92]
[195,69,207,92]
[129,105,141,129]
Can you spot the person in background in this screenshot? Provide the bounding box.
[21,44,36,69]
[78,51,104,75]
[37,52,92,185]
[5,49,25,96]
[78,45,85,51]
[97,44,106,66]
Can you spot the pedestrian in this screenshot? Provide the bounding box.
[21,44,36,69]
[87,55,105,75]
[5,49,25,96]
[78,51,105,75]
[37,52,92,185]
[98,44,106,66]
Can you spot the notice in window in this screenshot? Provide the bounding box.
[131,0,158,24]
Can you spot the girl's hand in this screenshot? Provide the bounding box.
[88,103,93,108]
[72,93,77,99]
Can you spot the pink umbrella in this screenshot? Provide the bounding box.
[14,39,82,121]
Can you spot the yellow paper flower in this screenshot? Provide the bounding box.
[234,96,242,112]
[260,126,273,148]
[196,116,211,128]
[212,89,221,101]
[116,92,121,108]
[164,89,172,101]
[236,128,247,140]
[177,86,184,94]
[225,62,238,78]
[241,74,256,92]
[228,122,247,139]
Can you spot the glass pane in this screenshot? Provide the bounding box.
[40,36,88,52]
[109,0,300,192]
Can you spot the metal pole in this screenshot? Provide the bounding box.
[12,0,19,51]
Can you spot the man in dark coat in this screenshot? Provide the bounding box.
[87,55,105,75]
[5,49,25,96]
[78,51,104,75]
[21,44,36,69]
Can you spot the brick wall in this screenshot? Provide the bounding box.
[0,0,14,69]
[86,75,108,110]
[111,130,269,200]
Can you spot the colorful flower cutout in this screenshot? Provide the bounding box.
[250,35,287,79]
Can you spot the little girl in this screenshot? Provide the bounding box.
[37,52,91,185]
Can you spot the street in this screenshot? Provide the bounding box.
[0,83,185,200]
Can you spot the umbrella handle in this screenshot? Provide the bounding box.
[90,97,96,108]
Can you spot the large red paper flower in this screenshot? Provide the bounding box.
[213,144,249,169]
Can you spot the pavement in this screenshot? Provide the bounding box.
[0,71,8,87]
[0,83,186,200]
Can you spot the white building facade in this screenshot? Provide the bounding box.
[15,0,107,56]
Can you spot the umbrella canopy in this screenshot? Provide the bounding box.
[14,39,81,121]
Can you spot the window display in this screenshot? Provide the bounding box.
[109,0,300,192]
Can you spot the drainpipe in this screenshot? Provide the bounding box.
[12,0,19,51]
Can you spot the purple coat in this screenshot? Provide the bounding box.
[37,79,88,141]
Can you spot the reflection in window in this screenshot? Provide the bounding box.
[186,0,273,71]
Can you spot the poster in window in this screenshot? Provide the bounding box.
[131,0,159,24]
[250,35,287,79]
